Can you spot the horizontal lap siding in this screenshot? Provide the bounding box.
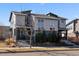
[34,17,58,31]
[44,19,58,31]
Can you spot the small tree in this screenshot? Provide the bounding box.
[47,31,58,43]
[52,31,58,42]
[35,30,58,43]
[36,32,43,43]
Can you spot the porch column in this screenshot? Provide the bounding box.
[65,30,68,40]
[12,28,16,40]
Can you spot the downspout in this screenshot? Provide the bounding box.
[74,20,76,32]
[58,19,60,41]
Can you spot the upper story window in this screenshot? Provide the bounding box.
[38,19,44,30]
[38,19,44,23]
[61,20,65,23]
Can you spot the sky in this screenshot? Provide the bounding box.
[0,3,79,26]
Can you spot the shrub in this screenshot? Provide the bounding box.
[47,31,59,43]
[5,38,16,47]
[35,31,58,43]
[36,32,43,43]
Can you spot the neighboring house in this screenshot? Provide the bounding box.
[66,19,79,42]
[9,10,67,42]
[0,26,10,40]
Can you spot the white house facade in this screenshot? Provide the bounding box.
[9,10,67,42]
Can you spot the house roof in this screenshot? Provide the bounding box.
[9,11,27,22]
[9,10,67,22]
[31,13,59,19]
[46,12,67,20]
[66,19,79,26]
[47,12,59,17]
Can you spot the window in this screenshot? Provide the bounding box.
[38,19,44,30]
[61,20,64,23]
[50,28,52,30]
[50,28,56,31]
[38,19,43,23]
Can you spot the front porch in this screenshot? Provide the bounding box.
[9,26,73,48]
[11,26,34,47]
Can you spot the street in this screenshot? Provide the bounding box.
[0,50,79,56]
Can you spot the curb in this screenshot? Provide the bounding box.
[0,47,79,53]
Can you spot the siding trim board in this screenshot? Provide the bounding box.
[34,16,58,20]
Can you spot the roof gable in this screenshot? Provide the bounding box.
[9,10,67,22]
[47,12,58,17]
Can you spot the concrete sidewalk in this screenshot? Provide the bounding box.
[0,47,79,53]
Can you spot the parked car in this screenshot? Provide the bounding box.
[60,39,79,47]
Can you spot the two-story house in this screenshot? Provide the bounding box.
[9,10,67,43]
[66,19,79,43]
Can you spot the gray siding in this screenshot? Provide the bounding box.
[59,19,66,29]
[16,15,26,26]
